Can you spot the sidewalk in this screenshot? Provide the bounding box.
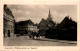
[42,37,77,44]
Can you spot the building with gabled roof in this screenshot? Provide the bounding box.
[15,19,39,35]
[39,9,55,35]
[3,5,15,37]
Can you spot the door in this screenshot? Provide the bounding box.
[8,30,10,37]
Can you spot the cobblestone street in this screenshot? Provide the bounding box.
[3,35,77,46]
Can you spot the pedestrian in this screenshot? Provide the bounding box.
[28,32,31,39]
[32,32,35,40]
[36,33,40,39]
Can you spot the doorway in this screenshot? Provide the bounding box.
[7,30,10,37]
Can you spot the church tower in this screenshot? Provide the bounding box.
[46,9,55,28]
[46,9,52,21]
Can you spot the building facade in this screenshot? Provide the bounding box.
[3,5,15,37]
[28,24,39,33]
[15,19,39,35]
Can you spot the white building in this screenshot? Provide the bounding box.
[28,25,39,33]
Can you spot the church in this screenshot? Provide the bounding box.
[39,9,55,35]
[46,9,55,28]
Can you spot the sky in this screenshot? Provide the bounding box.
[7,5,77,24]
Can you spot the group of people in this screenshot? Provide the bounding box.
[28,32,40,40]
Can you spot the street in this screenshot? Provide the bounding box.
[3,36,77,46]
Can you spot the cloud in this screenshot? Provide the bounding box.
[8,5,77,23]
[28,5,36,9]
[17,9,23,13]
[15,17,28,22]
[39,5,47,9]
[11,8,27,18]
[25,11,31,15]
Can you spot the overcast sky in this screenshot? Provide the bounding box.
[7,5,77,24]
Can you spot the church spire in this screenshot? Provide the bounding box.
[48,8,51,17]
[47,8,52,21]
[49,8,50,16]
